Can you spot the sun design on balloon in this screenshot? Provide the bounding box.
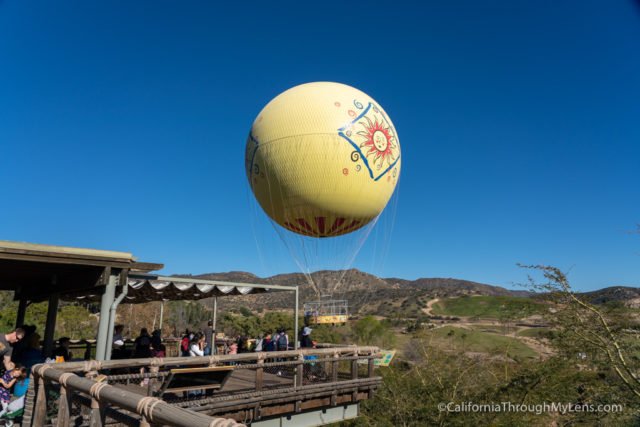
[357,117,398,166]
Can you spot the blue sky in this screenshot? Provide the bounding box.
[1,1,638,291]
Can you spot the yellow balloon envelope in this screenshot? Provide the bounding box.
[246,82,401,237]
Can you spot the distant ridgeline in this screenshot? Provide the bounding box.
[182,269,640,316]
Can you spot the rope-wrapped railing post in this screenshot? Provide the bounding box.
[295,353,304,388]
[32,369,48,427]
[332,351,339,383]
[84,370,105,427]
[255,354,264,392]
[148,364,160,397]
[56,372,75,427]
[351,349,360,402]
[351,349,359,380]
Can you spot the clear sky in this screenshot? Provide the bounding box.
[1,1,638,291]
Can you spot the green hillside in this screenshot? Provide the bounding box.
[431,295,547,318]
[425,326,538,360]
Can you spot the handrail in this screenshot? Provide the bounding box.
[32,365,245,427]
[47,346,381,372]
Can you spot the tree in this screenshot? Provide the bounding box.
[352,316,396,349]
[520,264,640,401]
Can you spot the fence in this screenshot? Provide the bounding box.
[26,346,382,426]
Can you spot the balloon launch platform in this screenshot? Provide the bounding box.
[0,241,382,427]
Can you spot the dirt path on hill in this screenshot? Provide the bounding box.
[513,335,555,359]
[416,297,554,359]
[422,298,440,316]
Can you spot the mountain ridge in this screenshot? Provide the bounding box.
[177,269,638,316]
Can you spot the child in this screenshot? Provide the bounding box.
[0,364,27,416]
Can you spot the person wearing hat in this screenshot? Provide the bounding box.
[300,326,313,348]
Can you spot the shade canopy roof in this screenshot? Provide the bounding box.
[73,274,296,304]
[0,240,297,304]
[0,240,161,301]
[124,274,296,303]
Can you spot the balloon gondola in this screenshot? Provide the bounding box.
[304,297,349,326]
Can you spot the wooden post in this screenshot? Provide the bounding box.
[255,356,264,392]
[15,297,27,328]
[33,374,47,427]
[87,372,107,427]
[89,397,104,427]
[332,352,339,383]
[22,372,37,426]
[351,350,359,380]
[43,292,60,358]
[351,350,359,402]
[296,354,304,387]
[56,384,73,427]
[368,356,375,399]
[148,365,159,397]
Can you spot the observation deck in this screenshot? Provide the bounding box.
[25,347,382,427]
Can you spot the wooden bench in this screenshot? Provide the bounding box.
[156,366,235,397]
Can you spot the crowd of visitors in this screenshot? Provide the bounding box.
[116,321,317,359]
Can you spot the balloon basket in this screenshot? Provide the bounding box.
[303,298,349,326]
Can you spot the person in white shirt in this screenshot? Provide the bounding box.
[189,333,205,357]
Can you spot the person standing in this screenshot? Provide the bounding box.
[203,320,215,355]
[254,334,264,352]
[263,333,275,352]
[112,325,125,358]
[276,328,289,351]
[300,327,313,348]
[133,328,152,358]
[180,330,191,357]
[189,333,205,357]
[0,329,24,370]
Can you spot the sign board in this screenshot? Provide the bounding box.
[358,349,396,367]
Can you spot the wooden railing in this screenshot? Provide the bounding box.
[26,346,382,426]
[31,364,243,427]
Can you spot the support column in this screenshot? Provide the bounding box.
[106,273,128,361]
[15,297,28,328]
[96,272,117,361]
[42,293,60,359]
[294,286,299,350]
[212,297,218,330]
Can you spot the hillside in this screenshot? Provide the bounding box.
[185,269,536,317]
[579,286,640,308]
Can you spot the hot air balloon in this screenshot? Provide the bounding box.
[246,82,401,323]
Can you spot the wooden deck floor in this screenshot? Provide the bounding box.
[113,367,292,397]
[221,367,292,392]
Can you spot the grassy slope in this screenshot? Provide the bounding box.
[431,295,547,318]
[425,326,538,359]
[516,327,553,338]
